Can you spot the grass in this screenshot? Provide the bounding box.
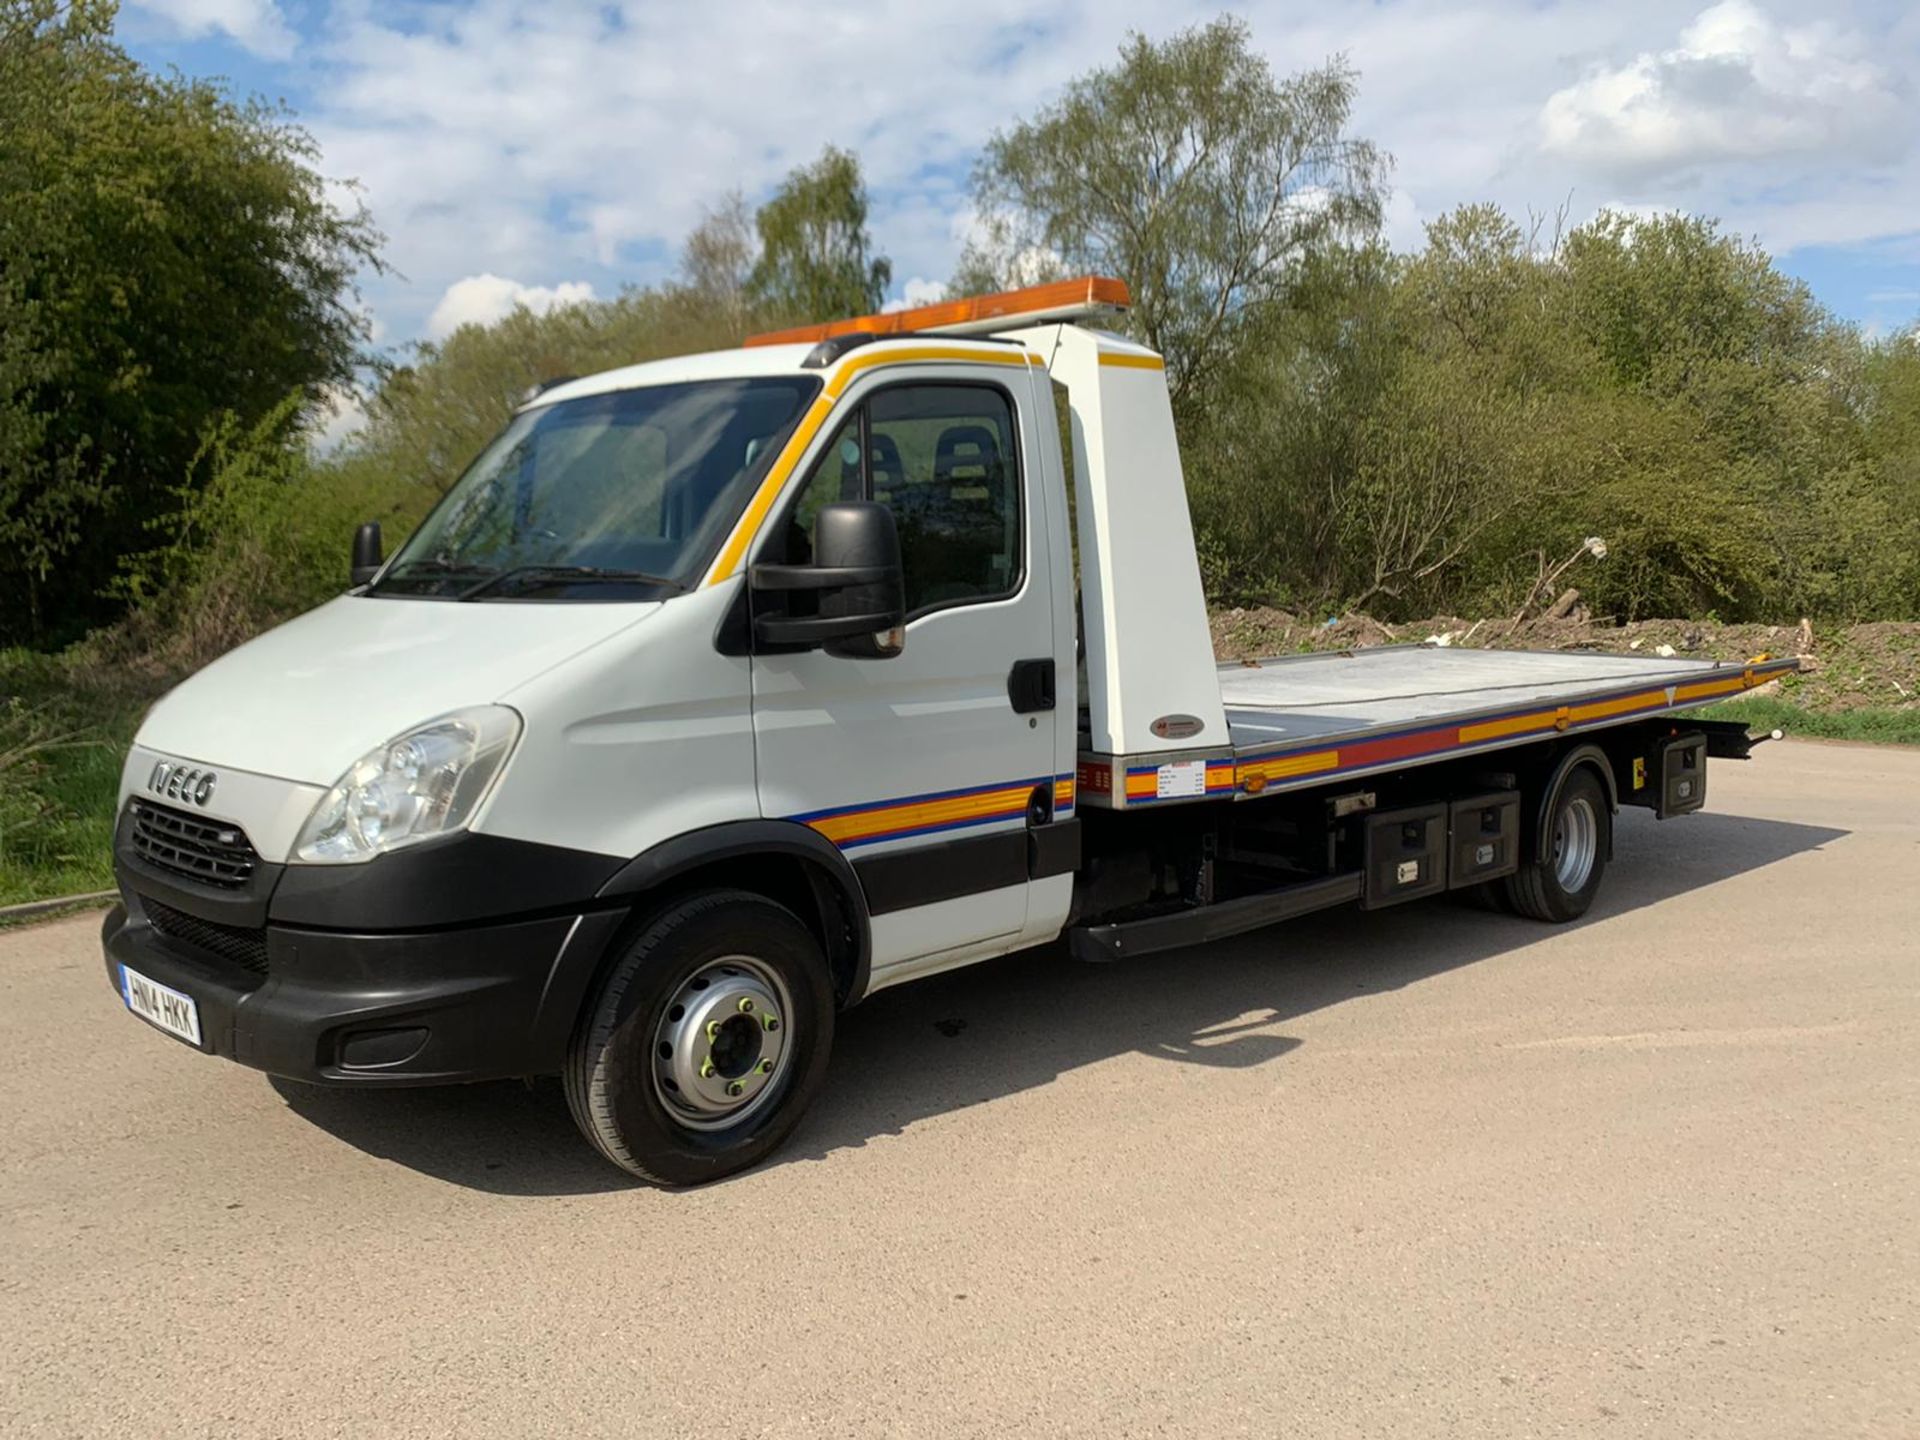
[1,650,147,909]
[0,734,127,907]
[1696,696,1920,746]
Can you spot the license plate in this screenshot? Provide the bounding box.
[121,965,203,1047]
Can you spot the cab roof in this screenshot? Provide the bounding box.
[521,333,1029,412]
[521,275,1132,411]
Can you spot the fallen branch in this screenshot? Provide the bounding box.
[1502,537,1608,639]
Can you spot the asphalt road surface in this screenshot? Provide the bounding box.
[4,740,1916,1438]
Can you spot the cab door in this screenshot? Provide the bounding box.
[749,362,1068,986]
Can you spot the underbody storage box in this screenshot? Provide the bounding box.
[1362,802,1448,909]
[1446,790,1520,888]
[1622,730,1710,817]
[1655,732,1708,818]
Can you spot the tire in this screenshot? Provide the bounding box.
[565,889,835,1186]
[1504,767,1610,923]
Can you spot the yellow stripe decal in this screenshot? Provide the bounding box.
[1098,353,1165,370]
[1673,676,1749,703]
[1570,689,1671,723]
[806,783,1034,847]
[1237,750,1341,785]
[705,346,1036,585]
[1458,711,1557,744]
[707,394,838,585]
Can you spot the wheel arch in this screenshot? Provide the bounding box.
[1530,742,1619,867]
[594,820,872,1008]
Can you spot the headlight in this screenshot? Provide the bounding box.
[292,706,522,864]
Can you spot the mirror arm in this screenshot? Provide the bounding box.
[754,611,901,645]
[749,562,894,592]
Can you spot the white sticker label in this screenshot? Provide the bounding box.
[1396,860,1421,885]
[1155,760,1208,799]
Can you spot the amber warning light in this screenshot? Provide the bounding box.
[743,275,1132,348]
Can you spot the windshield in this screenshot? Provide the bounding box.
[373,376,819,600]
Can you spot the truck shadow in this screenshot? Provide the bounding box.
[271,808,1845,1196]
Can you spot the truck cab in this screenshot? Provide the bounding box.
[103,278,1795,1184]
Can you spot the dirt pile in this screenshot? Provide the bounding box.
[1208,608,1920,712]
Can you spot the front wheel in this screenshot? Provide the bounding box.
[565,889,835,1186]
[1504,767,1610,923]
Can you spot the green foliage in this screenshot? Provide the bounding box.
[348,285,754,505]
[748,145,891,325]
[96,397,398,676]
[0,652,131,906]
[0,0,381,647]
[1189,204,1919,622]
[962,17,1385,402]
[6,2,1918,714]
[680,192,758,338]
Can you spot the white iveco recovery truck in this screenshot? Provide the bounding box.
[104,278,1798,1184]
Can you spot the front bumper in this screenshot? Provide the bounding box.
[101,897,625,1085]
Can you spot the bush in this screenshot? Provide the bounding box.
[0,687,117,904]
[101,397,412,679]
[1189,207,1917,622]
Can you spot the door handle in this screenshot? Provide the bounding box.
[1008,658,1055,714]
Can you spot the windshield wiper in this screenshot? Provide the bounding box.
[455,565,688,602]
[369,556,495,593]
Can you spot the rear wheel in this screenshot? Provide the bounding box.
[1504,767,1610,923]
[565,889,835,1186]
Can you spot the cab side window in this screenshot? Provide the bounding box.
[786,383,1021,617]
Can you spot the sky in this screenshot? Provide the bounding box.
[117,0,1920,366]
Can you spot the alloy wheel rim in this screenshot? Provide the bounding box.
[1553,795,1599,892]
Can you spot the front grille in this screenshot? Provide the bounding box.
[129,800,258,889]
[144,899,270,975]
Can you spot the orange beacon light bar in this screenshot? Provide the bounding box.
[743,275,1131,347]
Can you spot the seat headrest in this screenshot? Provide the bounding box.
[933,425,1000,483]
[868,432,906,491]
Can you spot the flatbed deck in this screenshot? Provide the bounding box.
[1079,646,1799,808]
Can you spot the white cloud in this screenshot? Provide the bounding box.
[1379,188,1425,252]
[309,385,368,455]
[307,0,1101,338]
[234,0,1917,343]
[1539,1,1903,180]
[128,0,295,59]
[425,275,596,341]
[881,278,949,313]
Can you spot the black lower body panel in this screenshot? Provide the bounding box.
[101,898,626,1085]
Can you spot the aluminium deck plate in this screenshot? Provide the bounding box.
[1074,646,1798,810]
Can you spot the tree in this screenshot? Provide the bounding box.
[747,146,891,325]
[961,17,1386,404]
[0,0,382,646]
[680,191,758,340]
[1182,199,1904,622]
[346,285,752,505]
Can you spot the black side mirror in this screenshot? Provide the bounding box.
[749,501,905,659]
[351,521,383,587]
